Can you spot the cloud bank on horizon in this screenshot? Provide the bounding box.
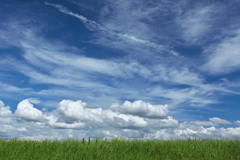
[1,0,240,140]
[1,99,240,140]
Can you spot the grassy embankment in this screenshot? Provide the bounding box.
[0,138,240,160]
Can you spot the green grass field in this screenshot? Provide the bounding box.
[0,138,240,160]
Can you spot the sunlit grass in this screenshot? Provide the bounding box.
[0,138,240,160]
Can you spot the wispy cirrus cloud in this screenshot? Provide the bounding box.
[176,5,216,44]
[45,2,179,56]
[202,30,240,75]
[45,2,105,31]
[209,117,232,125]
[0,82,31,93]
[65,0,96,12]
[0,17,239,110]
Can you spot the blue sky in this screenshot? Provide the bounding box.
[0,0,240,140]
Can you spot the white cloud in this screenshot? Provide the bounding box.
[1,1,238,111]
[209,117,232,125]
[0,82,32,94]
[202,30,240,74]
[6,35,218,108]
[146,116,179,129]
[235,120,240,126]
[45,2,105,31]
[1,2,240,140]
[176,5,215,44]
[149,86,219,108]
[55,100,148,128]
[0,99,240,140]
[0,100,12,116]
[45,2,178,56]
[57,99,103,123]
[66,0,95,11]
[118,34,179,56]
[152,66,204,85]
[99,0,160,41]
[110,100,168,119]
[17,127,27,132]
[47,117,86,129]
[1,21,237,110]
[21,47,124,78]
[189,121,214,126]
[15,99,43,121]
[1,0,240,141]
[104,110,147,128]
[147,126,240,140]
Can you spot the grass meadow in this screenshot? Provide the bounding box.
[0,138,240,160]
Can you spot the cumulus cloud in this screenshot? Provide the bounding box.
[105,110,147,128]
[0,100,12,116]
[110,100,168,119]
[146,117,179,129]
[52,100,148,129]
[209,117,232,125]
[47,119,86,129]
[148,126,240,140]
[15,99,43,121]
[0,99,240,140]
[56,99,103,123]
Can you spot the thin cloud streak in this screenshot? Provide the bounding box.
[65,0,96,12]
[45,2,179,56]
